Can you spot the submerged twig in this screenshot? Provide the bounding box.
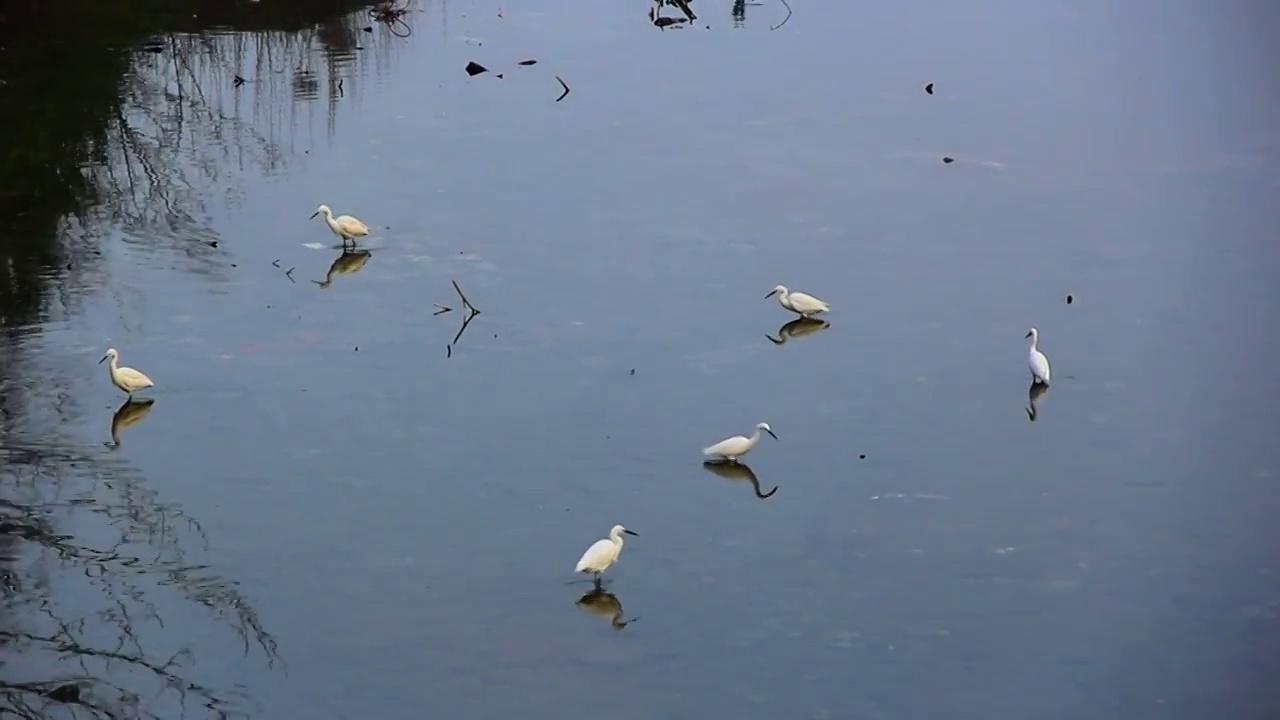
[451,280,480,314]
[554,75,570,102]
[450,310,478,347]
[440,280,481,355]
[770,0,792,30]
[370,0,413,36]
[671,0,697,21]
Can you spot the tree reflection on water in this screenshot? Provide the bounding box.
[0,0,410,717]
[1,448,278,718]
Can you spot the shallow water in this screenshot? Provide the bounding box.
[2,1,1279,718]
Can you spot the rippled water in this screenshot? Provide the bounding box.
[2,1,1278,718]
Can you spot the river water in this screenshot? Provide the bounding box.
[2,1,1278,718]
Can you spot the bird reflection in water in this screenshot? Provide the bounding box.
[312,247,372,288]
[106,398,156,449]
[701,460,778,499]
[576,588,639,631]
[1026,381,1049,422]
[766,317,831,345]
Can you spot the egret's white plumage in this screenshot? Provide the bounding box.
[310,204,370,244]
[575,524,638,587]
[1025,327,1051,385]
[765,285,830,318]
[702,422,778,461]
[98,348,154,397]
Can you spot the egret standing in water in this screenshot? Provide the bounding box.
[1025,327,1051,385]
[575,525,638,588]
[765,285,830,318]
[702,422,778,462]
[98,348,154,399]
[310,204,370,245]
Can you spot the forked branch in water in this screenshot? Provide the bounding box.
[452,279,480,314]
[437,280,481,356]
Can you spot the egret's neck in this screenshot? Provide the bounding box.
[746,428,762,448]
[1028,334,1039,351]
[109,356,120,375]
[610,530,626,549]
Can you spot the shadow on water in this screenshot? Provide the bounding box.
[701,460,779,499]
[575,588,640,631]
[106,398,156,450]
[765,317,831,346]
[312,247,373,288]
[0,0,401,717]
[1025,381,1049,423]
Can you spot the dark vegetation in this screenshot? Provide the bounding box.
[0,1,389,716]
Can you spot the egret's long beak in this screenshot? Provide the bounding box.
[623,529,639,537]
[97,355,109,365]
[766,429,779,440]
[309,211,320,219]
[1024,331,1033,339]
[764,290,778,299]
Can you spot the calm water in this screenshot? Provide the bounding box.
[3,1,1279,718]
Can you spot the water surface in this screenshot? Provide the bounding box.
[2,1,1278,718]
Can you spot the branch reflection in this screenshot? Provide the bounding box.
[1026,381,1049,422]
[106,397,156,450]
[701,460,778,499]
[313,247,372,288]
[1,448,281,718]
[576,588,639,631]
[765,317,831,345]
[649,0,696,28]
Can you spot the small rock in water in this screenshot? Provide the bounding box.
[517,59,537,66]
[942,156,955,164]
[925,82,934,95]
[1066,294,1073,304]
[465,61,488,76]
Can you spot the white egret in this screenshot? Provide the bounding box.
[575,525,638,588]
[310,204,370,245]
[98,348,154,398]
[702,422,778,462]
[764,285,830,318]
[1025,327,1051,385]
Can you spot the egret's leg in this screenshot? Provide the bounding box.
[593,573,603,589]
